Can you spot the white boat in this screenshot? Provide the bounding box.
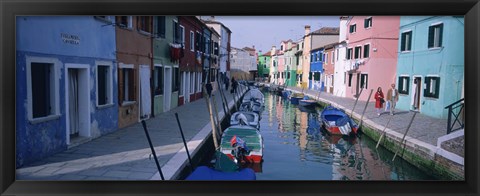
[230,111,260,129]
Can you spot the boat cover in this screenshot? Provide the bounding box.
[185,166,256,180]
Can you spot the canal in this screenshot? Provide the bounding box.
[252,91,436,180]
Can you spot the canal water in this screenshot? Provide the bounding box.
[251,91,435,180]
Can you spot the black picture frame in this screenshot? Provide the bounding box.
[1,0,479,195]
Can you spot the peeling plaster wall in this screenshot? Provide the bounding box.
[16,16,117,168]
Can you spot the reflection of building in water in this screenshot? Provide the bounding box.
[268,93,274,127]
[276,96,284,132]
[329,137,392,180]
[299,112,308,150]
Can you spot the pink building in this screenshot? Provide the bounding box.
[344,16,400,101]
[277,40,291,85]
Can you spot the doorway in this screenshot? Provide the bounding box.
[65,65,90,145]
[412,77,422,111]
[139,65,151,120]
[164,67,172,112]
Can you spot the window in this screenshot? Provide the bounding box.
[117,16,132,29]
[348,73,353,87]
[173,21,184,45]
[154,66,163,95]
[398,76,410,95]
[311,54,314,62]
[281,72,285,79]
[264,64,267,69]
[173,67,180,92]
[120,67,136,103]
[281,45,283,51]
[190,72,195,94]
[195,32,201,51]
[97,64,112,106]
[213,42,219,55]
[155,16,166,38]
[349,24,356,33]
[331,51,335,63]
[138,16,152,33]
[364,17,372,28]
[314,72,321,81]
[360,74,368,89]
[180,25,185,48]
[401,31,412,51]
[29,62,58,119]
[354,46,362,59]
[346,48,353,59]
[336,49,340,61]
[363,44,370,58]
[287,72,291,79]
[325,53,328,63]
[190,31,195,52]
[316,53,320,61]
[204,35,210,54]
[428,23,443,48]
[308,72,312,80]
[424,76,440,98]
[299,74,303,82]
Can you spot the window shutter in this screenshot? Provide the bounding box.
[438,24,443,47]
[428,26,434,48]
[398,77,403,92]
[435,77,440,98]
[401,33,406,51]
[406,77,410,94]
[424,77,430,97]
[118,68,124,104]
[364,19,367,28]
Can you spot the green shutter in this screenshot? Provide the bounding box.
[438,24,443,47]
[435,77,440,98]
[401,33,406,51]
[309,72,312,80]
[424,77,431,97]
[428,26,434,48]
[406,77,410,94]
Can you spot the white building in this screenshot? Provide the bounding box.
[333,16,349,97]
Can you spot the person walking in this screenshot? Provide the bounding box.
[386,83,399,115]
[225,76,230,91]
[374,87,385,116]
[231,77,238,94]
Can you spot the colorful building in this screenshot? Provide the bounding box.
[16,16,118,167]
[257,51,271,81]
[284,42,298,86]
[333,16,350,98]
[308,27,340,90]
[301,25,312,89]
[295,39,304,87]
[395,16,464,119]
[116,16,154,128]
[202,17,232,82]
[178,16,204,106]
[345,16,400,101]
[309,47,324,91]
[323,43,336,94]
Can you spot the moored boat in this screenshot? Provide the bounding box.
[299,97,317,107]
[290,93,304,105]
[319,106,359,136]
[186,151,256,180]
[230,111,260,129]
[220,125,263,164]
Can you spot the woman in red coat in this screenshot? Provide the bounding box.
[374,87,384,116]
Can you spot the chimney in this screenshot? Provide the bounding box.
[304,25,311,36]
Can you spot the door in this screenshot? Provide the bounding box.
[65,65,90,145]
[139,65,151,120]
[68,69,80,138]
[185,72,190,103]
[164,67,172,112]
[412,77,422,111]
[355,73,361,98]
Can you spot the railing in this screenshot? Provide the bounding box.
[444,98,465,134]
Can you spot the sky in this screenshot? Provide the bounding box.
[210,16,341,54]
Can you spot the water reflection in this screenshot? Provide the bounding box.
[255,91,435,180]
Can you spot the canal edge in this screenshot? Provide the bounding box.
[284,86,464,180]
[150,87,248,180]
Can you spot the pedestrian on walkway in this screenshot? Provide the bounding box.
[206,82,213,97]
[231,77,238,94]
[386,83,399,115]
[374,87,385,116]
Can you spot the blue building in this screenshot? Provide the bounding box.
[396,16,464,119]
[309,48,324,91]
[16,16,118,167]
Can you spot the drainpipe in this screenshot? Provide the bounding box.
[150,16,155,117]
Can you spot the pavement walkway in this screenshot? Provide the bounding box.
[16,83,248,180]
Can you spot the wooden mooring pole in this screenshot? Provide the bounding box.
[376,114,395,149]
[392,111,418,161]
[203,85,219,150]
[216,79,229,116]
[141,120,165,180]
[174,113,193,172]
[211,94,223,136]
[350,87,364,118]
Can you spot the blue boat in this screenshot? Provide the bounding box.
[281,90,292,98]
[319,106,359,136]
[299,96,317,107]
[185,166,256,180]
[290,93,304,105]
[186,151,256,180]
